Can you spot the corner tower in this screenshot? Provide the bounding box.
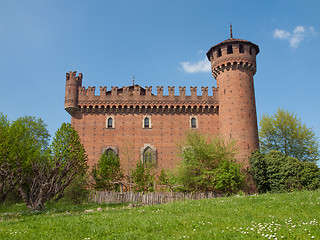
[65,71,82,115]
[206,28,259,163]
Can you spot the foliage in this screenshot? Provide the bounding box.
[131,161,155,192]
[177,132,244,194]
[213,159,244,193]
[60,173,90,204]
[0,191,320,239]
[0,115,50,203]
[249,150,320,193]
[157,169,179,191]
[259,108,319,162]
[91,151,124,191]
[17,123,88,210]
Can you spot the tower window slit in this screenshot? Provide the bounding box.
[217,48,222,57]
[227,45,233,54]
[239,44,244,53]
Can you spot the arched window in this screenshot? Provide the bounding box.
[140,144,157,165]
[144,117,149,128]
[191,117,197,129]
[105,148,117,157]
[143,147,153,164]
[108,118,113,128]
[106,116,114,129]
[143,116,151,129]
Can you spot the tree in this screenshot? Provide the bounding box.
[91,151,124,191]
[17,123,88,210]
[177,132,244,194]
[131,161,155,192]
[259,108,319,162]
[0,113,12,202]
[0,115,50,203]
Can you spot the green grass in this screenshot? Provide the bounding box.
[0,191,319,239]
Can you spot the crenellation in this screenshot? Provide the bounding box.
[201,87,208,97]
[179,86,186,97]
[157,86,163,96]
[100,86,107,96]
[87,86,95,96]
[111,87,118,96]
[133,85,140,95]
[190,87,197,97]
[122,86,129,96]
[145,86,152,96]
[168,86,175,97]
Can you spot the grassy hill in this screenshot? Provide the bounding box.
[0,191,319,239]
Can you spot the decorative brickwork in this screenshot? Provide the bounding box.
[65,34,259,172]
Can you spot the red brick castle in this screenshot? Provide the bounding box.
[65,31,259,173]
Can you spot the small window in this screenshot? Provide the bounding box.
[190,116,197,129]
[144,117,149,128]
[227,45,233,54]
[106,116,114,129]
[217,48,222,57]
[249,47,252,55]
[107,118,113,128]
[239,45,244,53]
[143,116,151,129]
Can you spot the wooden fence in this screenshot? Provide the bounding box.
[91,191,221,205]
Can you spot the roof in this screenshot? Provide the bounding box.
[206,38,260,60]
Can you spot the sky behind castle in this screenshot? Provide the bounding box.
[1,0,319,160]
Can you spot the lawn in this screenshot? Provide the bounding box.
[0,191,319,239]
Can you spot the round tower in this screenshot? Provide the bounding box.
[65,71,82,115]
[206,28,259,164]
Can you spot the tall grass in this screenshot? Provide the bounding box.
[0,191,319,239]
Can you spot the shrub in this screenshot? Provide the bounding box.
[131,162,155,192]
[177,132,245,194]
[91,151,124,191]
[249,150,320,193]
[60,173,90,204]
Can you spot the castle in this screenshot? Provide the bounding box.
[65,31,259,174]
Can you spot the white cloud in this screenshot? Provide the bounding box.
[180,58,211,73]
[273,26,316,48]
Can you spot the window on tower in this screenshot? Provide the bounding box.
[239,44,244,53]
[143,116,151,129]
[106,116,114,129]
[217,48,222,57]
[227,45,233,54]
[190,116,197,129]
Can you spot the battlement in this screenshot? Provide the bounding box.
[79,85,218,98]
[65,71,219,115]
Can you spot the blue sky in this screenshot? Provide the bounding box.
[1,0,319,152]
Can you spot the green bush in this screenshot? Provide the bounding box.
[60,173,90,204]
[249,150,320,193]
[91,151,124,191]
[131,162,155,192]
[177,132,245,194]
